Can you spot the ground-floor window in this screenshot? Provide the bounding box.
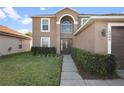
[18,39,22,49]
[19,44,22,49]
[41,37,50,47]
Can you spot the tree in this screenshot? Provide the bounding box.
[25,32,32,37]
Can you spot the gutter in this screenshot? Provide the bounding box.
[74,16,124,36]
[0,32,32,40]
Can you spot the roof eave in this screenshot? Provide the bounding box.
[74,16,124,36]
[0,32,32,40]
[73,18,94,36]
[30,15,55,18]
[55,7,79,14]
[91,16,124,19]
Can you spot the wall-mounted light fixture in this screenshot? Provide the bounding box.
[101,28,106,37]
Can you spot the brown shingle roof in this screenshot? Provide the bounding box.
[0,25,32,40]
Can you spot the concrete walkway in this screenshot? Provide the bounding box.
[60,55,85,86]
[117,70,124,79]
[60,55,124,86]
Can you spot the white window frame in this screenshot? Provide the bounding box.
[41,18,50,32]
[56,14,78,24]
[41,37,50,47]
[81,18,88,25]
[60,20,73,33]
[107,23,124,54]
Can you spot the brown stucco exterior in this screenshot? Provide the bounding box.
[32,7,124,68]
[32,8,124,56]
[94,20,124,54]
[74,19,124,55]
[73,22,95,53]
[32,17,57,47]
[73,20,108,54]
[32,8,83,54]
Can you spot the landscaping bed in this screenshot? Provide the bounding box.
[0,52,62,85]
[74,61,121,79]
[71,48,121,80]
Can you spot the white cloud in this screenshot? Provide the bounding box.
[40,7,47,11]
[1,7,31,25]
[3,7,22,20]
[21,17,32,25]
[18,29,29,33]
[0,9,6,19]
[24,14,28,17]
[121,11,124,14]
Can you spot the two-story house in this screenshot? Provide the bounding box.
[31,8,89,54]
[31,7,124,68]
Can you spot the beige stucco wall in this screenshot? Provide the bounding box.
[78,17,82,28]
[73,23,95,53]
[55,8,79,53]
[32,17,57,47]
[22,39,32,51]
[32,8,81,54]
[32,17,41,47]
[56,8,79,32]
[56,9,79,27]
[0,35,32,56]
[94,20,124,54]
[32,11,124,55]
[94,21,108,54]
[60,33,73,38]
[73,19,124,55]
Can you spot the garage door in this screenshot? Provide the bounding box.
[112,26,124,69]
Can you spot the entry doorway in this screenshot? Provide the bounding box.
[60,39,72,54]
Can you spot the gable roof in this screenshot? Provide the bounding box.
[31,7,79,18]
[31,7,124,18]
[0,25,32,40]
[74,15,124,35]
[55,7,79,14]
[31,14,55,18]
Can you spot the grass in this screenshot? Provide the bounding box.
[0,52,62,86]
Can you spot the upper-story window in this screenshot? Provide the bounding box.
[61,19,73,32]
[41,18,50,32]
[81,18,88,25]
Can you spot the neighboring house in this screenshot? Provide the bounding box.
[0,25,32,56]
[31,7,124,68]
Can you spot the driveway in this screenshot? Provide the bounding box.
[60,55,124,86]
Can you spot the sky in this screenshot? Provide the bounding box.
[0,7,124,33]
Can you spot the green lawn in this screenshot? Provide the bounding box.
[0,53,62,86]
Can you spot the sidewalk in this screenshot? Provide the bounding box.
[60,55,124,86]
[60,55,86,86]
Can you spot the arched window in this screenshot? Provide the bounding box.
[61,19,73,32]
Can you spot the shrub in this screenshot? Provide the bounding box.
[31,47,56,56]
[71,48,117,75]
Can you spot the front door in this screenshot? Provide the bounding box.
[61,39,72,54]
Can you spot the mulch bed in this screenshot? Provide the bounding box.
[74,60,121,80]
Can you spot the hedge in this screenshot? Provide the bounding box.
[31,47,56,56]
[71,48,117,75]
